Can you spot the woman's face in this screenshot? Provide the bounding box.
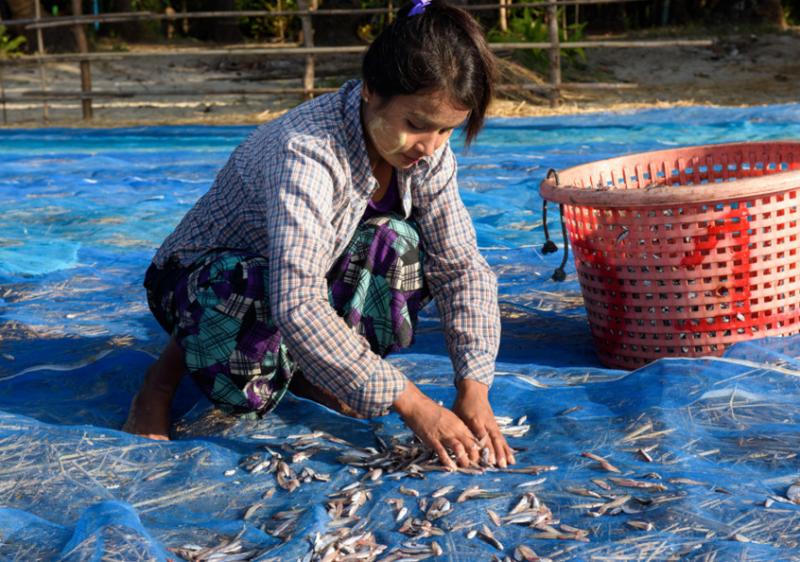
[361,87,470,169]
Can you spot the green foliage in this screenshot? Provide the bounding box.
[235,0,301,42]
[355,0,390,43]
[488,6,586,73]
[0,25,26,59]
[784,4,796,25]
[131,0,169,10]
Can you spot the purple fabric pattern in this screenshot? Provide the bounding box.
[144,214,429,417]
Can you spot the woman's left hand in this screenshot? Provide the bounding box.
[452,378,516,468]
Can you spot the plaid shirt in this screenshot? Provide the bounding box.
[153,80,500,417]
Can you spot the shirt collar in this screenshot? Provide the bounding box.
[340,79,377,200]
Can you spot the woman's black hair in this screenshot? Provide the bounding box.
[362,0,497,146]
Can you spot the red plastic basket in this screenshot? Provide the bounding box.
[539,141,800,370]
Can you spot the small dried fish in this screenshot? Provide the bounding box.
[487,508,502,527]
[309,526,387,562]
[398,518,446,538]
[516,478,547,489]
[621,422,653,442]
[502,465,558,475]
[243,503,262,520]
[514,545,542,562]
[426,497,452,521]
[787,482,800,504]
[145,470,172,481]
[287,431,326,439]
[668,477,706,486]
[480,447,493,467]
[291,451,311,463]
[169,537,257,562]
[399,486,420,497]
[590,494,631,516]
[566,487,602,499]
[432,485,454,498]
[386,498,404,510]
[365,467,383,481]
[581,452,621,473]
[627,520,655,531]
[591,479,611,491]
[557,406,582,416]
[456,485,482,503]
[608,477,667,491]
[477,525,504,551]
[499,424,531,438]
[250,433,277,440]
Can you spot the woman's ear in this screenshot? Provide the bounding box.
[361,84,372,104]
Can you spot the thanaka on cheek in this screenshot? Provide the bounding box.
[367,116,407,156]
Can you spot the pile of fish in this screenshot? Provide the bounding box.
[171,419,574,561]
[168,533,258,561]
[308,523,387,562]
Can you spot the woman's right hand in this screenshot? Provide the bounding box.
[392,380,480,470]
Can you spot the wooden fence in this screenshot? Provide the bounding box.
[0,0,715,123]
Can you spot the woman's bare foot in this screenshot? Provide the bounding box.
[122,337,186,440]
[122,375,173,440]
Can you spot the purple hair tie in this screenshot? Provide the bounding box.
[408,0,430,17]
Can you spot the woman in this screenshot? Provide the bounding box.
[124,0,514,471]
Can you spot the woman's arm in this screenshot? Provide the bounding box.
[264,141,407,418]
[412,144,513,467]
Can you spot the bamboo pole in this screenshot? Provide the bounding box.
[547,0,561,108]
[4,81,637,101]
[70,0,92,120]
[0,38,715,65]
[276,0,285,42]
[298,0,317,100]
[12,1,653,30]
[181,0,189,34]
[34,0,49,122]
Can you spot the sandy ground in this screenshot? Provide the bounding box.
[0,27,798,127]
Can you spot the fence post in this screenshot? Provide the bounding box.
[499,0,508,33]
[299,0,317,100]
[546,0,561,108]
[71,0,93,120]
[0,70,6,125]
[34,0,50,123]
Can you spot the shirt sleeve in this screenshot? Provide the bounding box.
[264,139,407,418]
[414,145,501,388]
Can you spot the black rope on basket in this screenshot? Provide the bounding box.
[552,203,568,282]
[541,169,559,255]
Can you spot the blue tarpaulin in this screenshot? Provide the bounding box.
[2,104,800,561]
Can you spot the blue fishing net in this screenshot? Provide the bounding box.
[2,104,800,561]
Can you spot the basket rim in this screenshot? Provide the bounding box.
[539,140,800,208]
